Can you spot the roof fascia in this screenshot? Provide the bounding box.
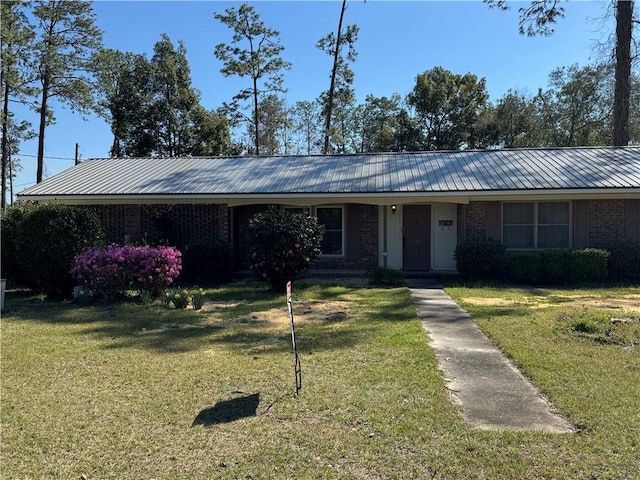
[16,188,640,206]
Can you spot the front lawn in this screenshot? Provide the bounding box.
[1,282,638,479]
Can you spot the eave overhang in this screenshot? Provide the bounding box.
[17,187,640,207]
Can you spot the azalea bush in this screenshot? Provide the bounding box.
[248,207,324,291]
[72,244,182,300]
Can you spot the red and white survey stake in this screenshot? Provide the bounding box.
[286,281,302,396]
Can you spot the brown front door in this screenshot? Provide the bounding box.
[403,205,431,270]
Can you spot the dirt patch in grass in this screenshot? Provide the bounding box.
[464,295,640,312]
[230,300,353,327]
[201,300,249,311]
[139,300,353,335]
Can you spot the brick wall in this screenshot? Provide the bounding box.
[458,202,489,242]
[359,204,379,267]
[87,204,229,247]
[588,200,626,244]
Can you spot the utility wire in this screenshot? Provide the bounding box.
[14,153,76,161]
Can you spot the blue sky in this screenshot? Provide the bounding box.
[12,0,612,195]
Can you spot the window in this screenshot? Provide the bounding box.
[503,202,534,248]
[503,202,569,249]
[316,207,344,255]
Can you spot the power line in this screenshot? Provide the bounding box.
[14,153,76,161]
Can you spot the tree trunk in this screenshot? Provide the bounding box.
[323,0,347,154]
[613,0,632,146]
[37,75,50,184]
[1,77,9,210]
[111,135,121,158]
[253,76,260,155]
[9,151,13,206]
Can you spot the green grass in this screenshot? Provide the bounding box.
[1,282,639,479]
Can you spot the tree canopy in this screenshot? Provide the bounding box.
[214,3,291,155]
[31,0,103,183]
[485,0,637,146]
[93,36,234,158]
[407,67,490,150]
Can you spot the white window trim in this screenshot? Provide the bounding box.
[314,205,345,257]
[502,201,571,250]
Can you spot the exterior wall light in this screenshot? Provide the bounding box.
[390,205,397,215]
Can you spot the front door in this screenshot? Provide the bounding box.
[403,205,431,270]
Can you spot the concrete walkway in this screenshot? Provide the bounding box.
[407,282,575,433]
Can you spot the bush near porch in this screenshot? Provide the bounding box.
[455,238,640,285]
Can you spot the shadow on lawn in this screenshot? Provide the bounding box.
[192,393,260,426]
[2,285,417,355]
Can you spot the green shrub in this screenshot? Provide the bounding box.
[604,242,640,283]
[10,204,105,297]
[180,239,232,285]
[570,248,609,284]
[507,252,543,285]
[1,203,39,284]
[541,249,571,285]
[454,238,507,281]
[368,267,404,287]
[248,207,324,291]
[507,250,573,286]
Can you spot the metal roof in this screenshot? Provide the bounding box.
[17,147,640,202]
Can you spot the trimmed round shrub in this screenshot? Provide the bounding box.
[12,204,105,297]
[570,248,609,284]
[507,250,572,286]
[507,251,543,285]
[604,242,640,283]
[248,207,324,291]
[454,238,507,281]
[72,244,182,301]
[541,249,571,285]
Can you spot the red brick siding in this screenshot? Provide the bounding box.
[86,204,229,247]
[588,200,626,244]
[458,202,489,242]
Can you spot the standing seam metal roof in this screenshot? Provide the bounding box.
[17,147,640,198]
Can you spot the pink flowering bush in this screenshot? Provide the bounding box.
[248,207,324,291]
[72,244,182,300]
